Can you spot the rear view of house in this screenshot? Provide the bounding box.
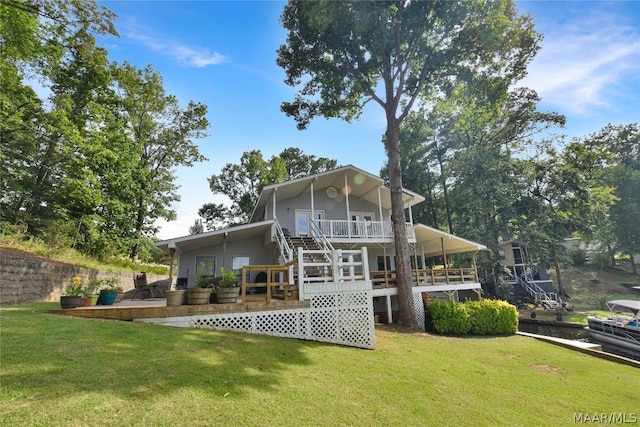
[156,165,487,347]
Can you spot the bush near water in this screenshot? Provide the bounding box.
[429,300,518,336]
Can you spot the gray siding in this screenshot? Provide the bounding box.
[177,234,277,288]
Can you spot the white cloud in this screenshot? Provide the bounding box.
[125,26,226,68]
[522,8,640,115]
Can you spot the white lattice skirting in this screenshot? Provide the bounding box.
[139,281,376,349]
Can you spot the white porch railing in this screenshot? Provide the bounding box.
[296,247,369,300]
[315,219,414,240]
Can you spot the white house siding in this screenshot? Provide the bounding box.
[178,234,275,287]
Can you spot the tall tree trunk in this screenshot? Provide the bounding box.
[550,243,567,298]
[628,252,638,275]
[433,140,453,234]
[130,193,146,260]
[386,118,418,329]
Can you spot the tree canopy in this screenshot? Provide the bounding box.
[0,0,209,261]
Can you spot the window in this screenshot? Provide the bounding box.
[377,256,391,271]
[196,256,216,277]
[232,256,250,270]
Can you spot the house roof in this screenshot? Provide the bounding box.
[250,164,425,222]
[414,224,487,257]
[156,220,274,254]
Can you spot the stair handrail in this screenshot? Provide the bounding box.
[309,218,334,262]
[517,267,562,305]
[274,219,293,263]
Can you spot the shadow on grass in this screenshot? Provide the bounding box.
[0,303,320,401]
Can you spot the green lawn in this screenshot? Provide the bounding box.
[1,303,637,426]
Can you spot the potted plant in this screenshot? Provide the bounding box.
[186,276,213,305]
[60,276,87,309]
[216,268,240,304]
[165,282,186,307]
[86,279,102,306]
[98,277,121,306]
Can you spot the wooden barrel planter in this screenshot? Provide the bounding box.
[186,288,212,305]
[60,295,83,309]
[216,287,240,304]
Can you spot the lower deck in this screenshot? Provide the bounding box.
[50,297,310,321]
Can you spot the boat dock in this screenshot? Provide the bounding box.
[517,331,640,368]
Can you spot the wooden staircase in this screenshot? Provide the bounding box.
[284,236,332,284]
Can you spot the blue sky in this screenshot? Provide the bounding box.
[97,1,640,240]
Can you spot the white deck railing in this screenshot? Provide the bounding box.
[315,219,414,240]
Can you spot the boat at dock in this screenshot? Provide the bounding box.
[586,300,640,358]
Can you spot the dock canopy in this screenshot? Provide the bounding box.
[607,300,640,316]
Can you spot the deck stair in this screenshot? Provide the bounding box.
[285,236,330,278]
[518,268,562,309]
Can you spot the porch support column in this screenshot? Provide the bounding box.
[344,172,351,237]
[471,251,479,283]
[412,245,419,285]
[223,232,228,273]
[168,248,175,288]
[377,186,384,236]
[272,188,277,220]
[310,180,315,220]
[383,246,389,287]
[441,237,449,284]
[421,244,427,284]
[386,294,393,324]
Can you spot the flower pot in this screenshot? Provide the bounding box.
[186,288,212,305]
[115,290,124,303]
[88,294,100,306]
[216,287,240,304]
[99,290,119,306]
[165,290,186,306]
[82,297,92,307]
[60,295,83,309]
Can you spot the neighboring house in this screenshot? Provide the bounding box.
[157,165,487,325]
[499,240,559,308]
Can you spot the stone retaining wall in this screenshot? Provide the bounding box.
[0,252,170,305]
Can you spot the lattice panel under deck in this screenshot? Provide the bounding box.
[184,283,375,349]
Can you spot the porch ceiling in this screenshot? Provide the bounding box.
[414,224,487,257]
[156,220,274,254]
[251,165,424,222]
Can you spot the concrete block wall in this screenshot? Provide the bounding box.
[0,252,171,305]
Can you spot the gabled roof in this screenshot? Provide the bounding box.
[250,164,425,222]
[414,224,487,256]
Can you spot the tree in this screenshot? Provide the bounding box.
[111,62,209,259]
[199,148,338,229]
[0,0,118,250]
[277,0,540,328]
[581,124,640,273]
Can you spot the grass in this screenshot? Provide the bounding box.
[556,264,639,311]
[1,303,638,426]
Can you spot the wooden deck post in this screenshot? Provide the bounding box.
[441,238,449,283]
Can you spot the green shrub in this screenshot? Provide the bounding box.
[429,300,518,336]
[567,248,586,266]
[589,252,612,270]
[429,301,470,335]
